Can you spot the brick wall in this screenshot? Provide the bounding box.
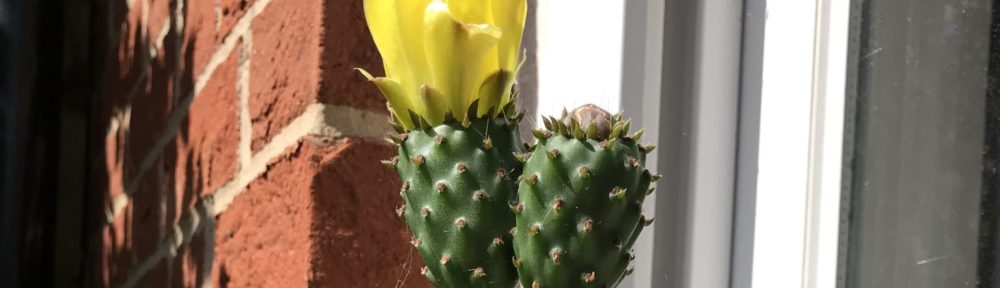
[89,0,430,286]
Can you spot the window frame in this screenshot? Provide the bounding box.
[533,0,850,286]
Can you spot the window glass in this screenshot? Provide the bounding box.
[842,0,1000,287]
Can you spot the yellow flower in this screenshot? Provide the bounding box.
[359,0,527,130]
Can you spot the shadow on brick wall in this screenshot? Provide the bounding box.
[308,138,429,288]
[87,0,216,286]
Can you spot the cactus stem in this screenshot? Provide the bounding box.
[584,271,596,283]
[473,190,487,201]
[455,163,468,173]
[551,249,562,263]
[410,154,425,166]
[529,224,541,235]
[440,255,451,265]
[421,207,431,218]
[582,219,594,232]
[610,187,627,199]
[546,149,560,160]
[455,217,467,229]
[435,182,447,193]
[482,137,494,150]
[472,267,486,278]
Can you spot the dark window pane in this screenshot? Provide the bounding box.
[842,0,1000,287]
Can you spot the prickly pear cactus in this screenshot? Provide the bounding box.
[512,104,658,288]
[385,103,525,288]
[360,0,530,286]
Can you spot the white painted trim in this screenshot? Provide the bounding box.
[619,0,664,286]
[750,0,848,287]
[804,0,849,286]
[687,0,742,287]
[750,0,819,287]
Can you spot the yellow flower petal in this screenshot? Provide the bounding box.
[492,0,527,109]
[420,84,450,124]
[476,69,512,117]
[424,1,501,121]
[363,0,405,79]
[393,0,432,110]
[357,68,414,129]
[444,0,494,25]
[492,0,526,70]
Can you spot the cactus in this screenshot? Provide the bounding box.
[388,102,524,288]
[360,0,528,287]
[512,104,658,288]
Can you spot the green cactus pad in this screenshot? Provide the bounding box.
[389,110,524,288]
[512,105,657,288]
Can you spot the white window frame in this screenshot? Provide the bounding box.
[534,0,851,287]
[748,0,850,287]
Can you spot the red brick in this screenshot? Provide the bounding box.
[218,0,257,40]
[319,0,388,112]
[309,138,429,288]
[213,141,314,287]
[140,230,211,287]
[213,138,427,287]
[184,0,253,77]
[179,39,241,195]
[248,0,323,153]
[248,0,390,154]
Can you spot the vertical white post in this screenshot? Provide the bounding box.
[686,0,742,287]
[751,0,819,287]
[619,0,665,287]
[804,0,849,286]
